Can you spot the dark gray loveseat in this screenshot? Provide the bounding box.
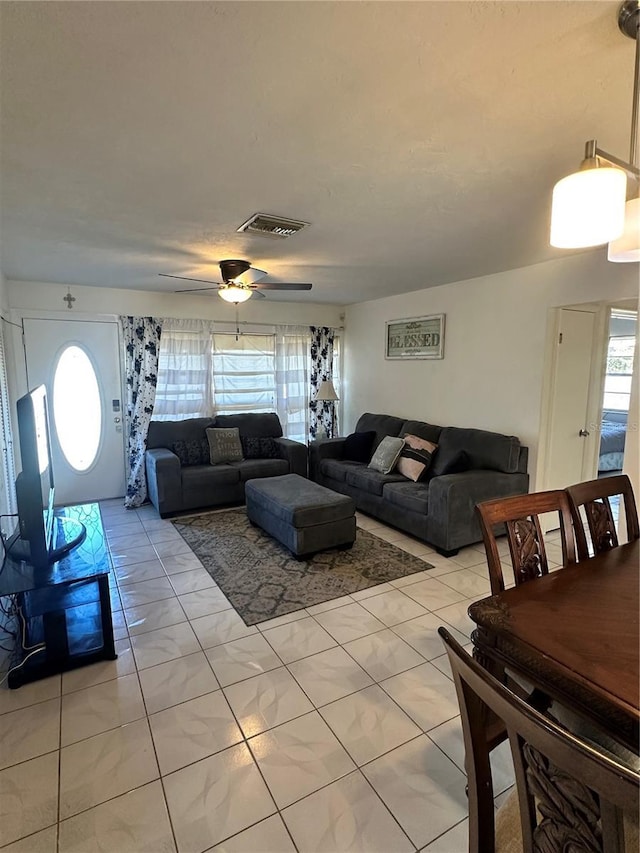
[309,412,529,556]
[145,413,307,517]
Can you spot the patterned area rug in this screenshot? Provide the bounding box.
[172,509,434,626]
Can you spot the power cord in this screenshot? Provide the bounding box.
[0,646,46,686]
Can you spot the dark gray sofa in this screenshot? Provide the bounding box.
[309,412,529,556]
[145,412,307,517]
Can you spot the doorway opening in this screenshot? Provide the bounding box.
[597,308,637,480]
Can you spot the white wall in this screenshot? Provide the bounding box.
[6,280,343,328]
[344,250,639,488]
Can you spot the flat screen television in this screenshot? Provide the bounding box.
[7,385,85,569]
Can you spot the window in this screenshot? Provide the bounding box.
[154,322,312,442]
[53,345,102,471]
[603,335,636,411]
[212,334,276,414]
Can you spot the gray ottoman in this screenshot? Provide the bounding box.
[245,473,356,558]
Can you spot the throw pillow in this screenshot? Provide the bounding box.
[429,448,471,478]
[240,436,281,460]
[396,433,438,482]
[171,438,209,467]
[368,436,405,474]
[343,431,376,463]
[206,427,243,464]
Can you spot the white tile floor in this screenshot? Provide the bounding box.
[1,502,567,853]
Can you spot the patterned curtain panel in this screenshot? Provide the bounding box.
[309,326,335,440]
[120,316,163,508]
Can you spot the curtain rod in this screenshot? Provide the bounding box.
[164,318,344,331]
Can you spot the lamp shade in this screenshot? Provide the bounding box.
[608,197,640,262]
[550,167,627,248]
[218,285,252,304]
[315,379,339,401]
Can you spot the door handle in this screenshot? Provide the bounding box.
[578,429,590,437]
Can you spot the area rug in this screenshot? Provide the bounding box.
[172,509,434,626]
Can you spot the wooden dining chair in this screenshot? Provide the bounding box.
[566,474,640,561]
[475,490,577,595]
[438,627,639,853]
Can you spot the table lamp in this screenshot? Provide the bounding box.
[314,379,339,438]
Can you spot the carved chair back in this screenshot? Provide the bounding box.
[476,490,577,595]
[438,627,639,853]
[566,474,640,561]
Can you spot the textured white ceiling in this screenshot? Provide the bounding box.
[0,1,634,304]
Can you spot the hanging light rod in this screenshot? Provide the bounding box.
[550,0,640,260]
[587,141,640,178]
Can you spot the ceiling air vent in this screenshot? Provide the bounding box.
[237,213,310,239]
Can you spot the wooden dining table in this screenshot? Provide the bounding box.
[468,539,640,753]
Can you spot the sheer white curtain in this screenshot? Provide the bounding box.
[154,320,312,442]
[275,326,309,444]
[153,319,214,420]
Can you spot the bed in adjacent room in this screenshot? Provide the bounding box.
[598,410,628,473]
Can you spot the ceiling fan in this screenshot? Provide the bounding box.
[159,259,312,303]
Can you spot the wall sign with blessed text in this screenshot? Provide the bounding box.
[385,314,445,360]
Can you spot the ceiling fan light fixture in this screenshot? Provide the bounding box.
[218,284,252,304]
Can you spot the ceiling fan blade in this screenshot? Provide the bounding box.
[250,290,266,299]
[236,266,268,285]
[254,282,313,291]
[174,286,221,293]
[159,274,223,285]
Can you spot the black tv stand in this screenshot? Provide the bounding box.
[7,516,87,564]
[0,503,116,688]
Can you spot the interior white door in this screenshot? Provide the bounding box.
[23,318,125,505]
[544,309,597,492]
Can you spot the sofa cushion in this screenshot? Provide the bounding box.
[181,464,240,490]
[354,413,406,451]
[429,448,471,478]
[383,481,430,514]
[346,467,405,496]
[343,431,376,463]
[214,412,283,439]
[368,436,405,474]
[396,434,438,482]
[400,420,442,444]
[171,438,210,467]
[320,458,363,483]
[229,458,289,481]
[206,427,244,464]
[241,436,281,459]
[147,417,213,451]
[436,427,521,473]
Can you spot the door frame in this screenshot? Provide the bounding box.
[536,302,609,492]
[9,309,127,488]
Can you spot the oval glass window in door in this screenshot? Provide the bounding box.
[52,345,102,472]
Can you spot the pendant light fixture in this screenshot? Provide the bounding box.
[550,1,640,260]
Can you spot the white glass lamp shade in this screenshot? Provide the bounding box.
[315,379,339,401]
[218,284,252,303]
[608,197,640,262]
[550,167,627,248]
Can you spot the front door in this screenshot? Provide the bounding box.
[23,318,125,505]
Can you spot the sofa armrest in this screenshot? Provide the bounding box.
[427,469,529,553]
[145,448,182,517]
[308,438,346,481]
[274,437,308,478]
